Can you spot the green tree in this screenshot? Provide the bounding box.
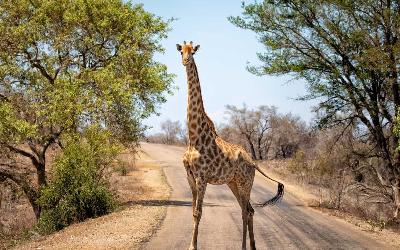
[0,0,173,219]
[37,126,119,234]
[230,0,400,218]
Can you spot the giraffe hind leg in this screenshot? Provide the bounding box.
[247,202,256,250]
[228,181,252,250]
[241,204,249,250]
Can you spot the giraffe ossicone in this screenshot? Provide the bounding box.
[176,41,284,250]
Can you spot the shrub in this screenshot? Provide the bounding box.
[288,150,307,173]
[37,128,120,234]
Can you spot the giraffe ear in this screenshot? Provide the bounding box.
[194,45,200,52]
[176,44,182,52]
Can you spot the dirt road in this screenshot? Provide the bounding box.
[141,143,391,250]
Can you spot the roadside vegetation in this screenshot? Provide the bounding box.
[228,0,400,230]
[0,0,173,245]
[36,127,119,234]
[14,151,170,250]
[229,0,400,223]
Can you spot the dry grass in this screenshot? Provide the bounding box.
[0,182,37,241]
[2,149,170,250]
[0,145,63,249]
[0,146,60,250]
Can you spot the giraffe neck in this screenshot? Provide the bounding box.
[186,60,217,147]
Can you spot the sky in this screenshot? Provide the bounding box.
[136,0,318,134]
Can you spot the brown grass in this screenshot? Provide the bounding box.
[0,146,60,250]
[1,149,170,250]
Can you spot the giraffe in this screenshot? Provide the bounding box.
[176,41,284,250]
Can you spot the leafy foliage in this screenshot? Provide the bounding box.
[230,0,400,218]
[0,0,173,145]
[37,127,119,234]
[0,102,37,144]
[0,0,173,219]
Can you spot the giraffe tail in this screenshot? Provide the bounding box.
[254,165,284,207]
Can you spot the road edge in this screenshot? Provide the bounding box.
[138,151,173,250]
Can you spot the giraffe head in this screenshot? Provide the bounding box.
[176,41,200,66]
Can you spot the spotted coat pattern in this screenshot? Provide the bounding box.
[177,42,257,250]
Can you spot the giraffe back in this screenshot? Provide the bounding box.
[183,136,256,185]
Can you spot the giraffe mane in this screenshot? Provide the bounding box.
[204,113,217,135]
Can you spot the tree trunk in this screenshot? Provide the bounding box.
[31,200,41,220]
[246,137,257,160]
[21,174,42,220]
[257,137,263,160]
[281,146,286,159]
[264,140,271,160]
[37,163,46,187]
[375,155,400,219]
[393,183,400,219]
[0,167,41,220]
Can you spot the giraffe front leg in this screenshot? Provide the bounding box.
[184,158,197,215]
[189,179,207,250]
[186,171,197,215]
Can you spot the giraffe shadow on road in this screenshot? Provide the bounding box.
[123,199,225,208]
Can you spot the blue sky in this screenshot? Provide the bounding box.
[137,0,317,133]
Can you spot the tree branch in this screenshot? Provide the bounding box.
[5,144,40,168]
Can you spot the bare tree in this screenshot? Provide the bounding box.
[161,120,184,145]
[147,120,187,145]
[271,113,306,159]
[221,104,310,160]
[224,104,276,160]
